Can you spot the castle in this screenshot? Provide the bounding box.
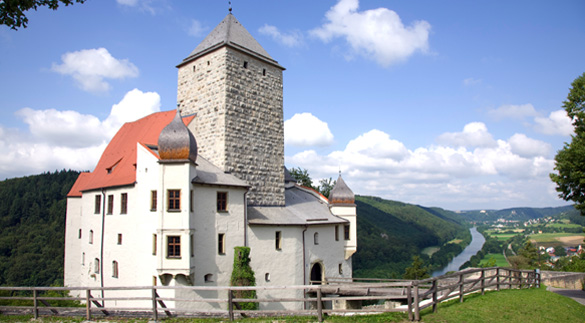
[64,13,357,310]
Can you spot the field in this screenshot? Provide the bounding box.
[529,232,584,248]
[422,246,440,256]
[545,223,582,229]
[479,253,509,267]
[489,233,518,241]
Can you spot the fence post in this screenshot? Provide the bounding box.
[86,290,91,320]
[458,273,464,303]
[496,268,500,291]
[481,269,485,295]
[413,281,420,321]
[152,287,158,322]
[228,289,234,321]
[407,285,413,321]
[317,287,323,323]
[33,289,38,319]
[535,269,540,288]
[432,279,437,313]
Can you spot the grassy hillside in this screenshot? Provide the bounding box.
[353,196,470,278]
[0,170,79,286]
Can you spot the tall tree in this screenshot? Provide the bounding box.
[318,177,336,198]
[288,167,314,189]
[0,0,86,30]
[403,256,430,280]
[551,72,585,214]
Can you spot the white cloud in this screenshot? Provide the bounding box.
[0,89,160,179]
[437,122,496,148]
[310,0,431,67]
[259,24,303,47]
[488,104,538,120]
[51,48,139,93]
[116,0,138,5]
[463,78,482,86]
[189,19,208,37]
[286,123,561,210]
[534,109,573,136]
[508,133,551,158]
[284,113,334,147]
[116,0,159,14]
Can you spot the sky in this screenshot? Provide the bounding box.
[1,0,584,211]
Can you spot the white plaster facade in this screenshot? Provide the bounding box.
[64,13,357,311]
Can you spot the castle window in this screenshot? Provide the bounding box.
[314,232,319,245]
[204,274,213,282]
[335,225,339,241]
[168,189,180,211]
[78,229,82,239]
[265,273,270,282]
[167,236,181,258]
[243,61,248,69]
[107,195,113,214]
[344,225,350,240]
[152,234,157,255]
[217,192,227,211]
[117,233,122,245]
[151,190,157,211]
[94,195,101,214]
[82,252,85,265]
[263,68,266,76]
[339,264,343,275]
[207,61,210,66]
[153,276,157,286]
[193,65,196,72]
[89,230,93,244]
[275,231,282,250]
[190,234,194,257]
[112,261,119,278]
[120,193,128,214]
[190,190,194,212]
[94,258,100,274]
[218,233,225,255]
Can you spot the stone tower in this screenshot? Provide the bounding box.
[176,13,285,206]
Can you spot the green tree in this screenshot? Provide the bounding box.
[318,177,336,198]
[1,0,86,30]
[551,72,585,215]
[230,246,257,310]
[288,167,314,189]
[403,256,430,280]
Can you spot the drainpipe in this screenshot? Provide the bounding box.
[243,190,249,247]
[302,225,308,310]
[100,189,106,303]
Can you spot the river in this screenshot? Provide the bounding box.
[432,227,486,277]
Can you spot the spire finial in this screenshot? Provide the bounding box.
[229,1,232,14]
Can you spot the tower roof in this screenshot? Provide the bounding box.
[328,174,355,205]
[179,13,283,69]
[158,110,198,163]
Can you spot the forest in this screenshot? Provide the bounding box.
[0,170,79,286]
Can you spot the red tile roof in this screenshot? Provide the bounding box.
[67,111,195,197]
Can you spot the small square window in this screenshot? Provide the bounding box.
[94,258,100,274]
[89,230,93,244]
[168,190,180,211]
[218,233,225,255]
[344,225,350,241]
[204,273,213,282]
[151,190,157,211]
[120,193,128,214]
[217,192,228,212]
[167,236,181,258]
[275,231,282,250]
[117,234,122,245]
[314,232,319,245]
[112,261,119,278]
[107,195,114,215]
[94,195,101,214]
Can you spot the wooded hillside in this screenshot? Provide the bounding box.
[0,170,79,286]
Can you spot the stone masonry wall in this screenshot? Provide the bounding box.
[177,47,285,206]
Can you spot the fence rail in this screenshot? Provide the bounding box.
[0,267,539,322]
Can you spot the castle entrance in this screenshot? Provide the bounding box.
[310,263,323,285]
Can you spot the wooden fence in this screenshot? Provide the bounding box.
[0,267,539,322]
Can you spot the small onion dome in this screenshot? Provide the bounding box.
[158,110,198,162]
[329,174,354,204]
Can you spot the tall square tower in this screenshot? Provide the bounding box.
[177,14,285,206]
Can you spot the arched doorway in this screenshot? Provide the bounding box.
[310,263,323,285]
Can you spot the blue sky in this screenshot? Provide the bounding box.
[1,0,584,210]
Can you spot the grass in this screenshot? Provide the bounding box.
[422,246,440,256]
[546,223,583,229]
[420,285,585,323]
[490,233,517,241]
[1,287,584,323]
[479,253,509,267]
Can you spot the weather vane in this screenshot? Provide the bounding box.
[229,1,232,13]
